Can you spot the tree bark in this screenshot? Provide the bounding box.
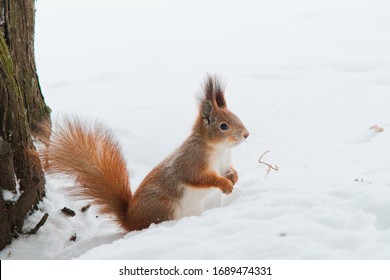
[0,0,50,250]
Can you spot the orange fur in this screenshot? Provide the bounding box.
[44,117,132,230]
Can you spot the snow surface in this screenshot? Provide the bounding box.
[1,0,390,259]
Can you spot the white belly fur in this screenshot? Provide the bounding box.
[174,143,232,219]
[210,142,232,176]
[174,185,213,219]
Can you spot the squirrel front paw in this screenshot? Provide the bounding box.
[225,168,238,185]
[219,179,234,194]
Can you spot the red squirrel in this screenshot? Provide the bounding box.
[44,75,249,232]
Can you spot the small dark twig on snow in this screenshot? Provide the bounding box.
[61,207,76,217]
[69,233,77,242]
[27,213,49,235]
[81,204,91,212]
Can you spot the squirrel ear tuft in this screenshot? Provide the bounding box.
[202,74,226,109]
[214,76,227,108]
[215,89,227,109]
[203,75,215,104]
[212,75,227,108]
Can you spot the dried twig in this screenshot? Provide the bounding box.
[258,150,279,179]
[61,207,76,217]
[81,204,91,212]
[69,233,77,242]
[369,125,384,133]
[27,213,49,235]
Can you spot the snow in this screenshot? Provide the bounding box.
[1,0,390,259]
[1,175,22,202]
[2,190,17,202]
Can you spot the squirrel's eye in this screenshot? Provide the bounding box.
[220,123,229,131]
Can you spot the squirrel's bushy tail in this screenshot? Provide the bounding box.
[43,117,132,230]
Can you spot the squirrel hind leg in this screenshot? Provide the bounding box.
[125,188,177,231]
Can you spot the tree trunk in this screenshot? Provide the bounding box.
[0,0,51,250]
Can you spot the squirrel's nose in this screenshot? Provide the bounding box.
[243,131,249,139]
